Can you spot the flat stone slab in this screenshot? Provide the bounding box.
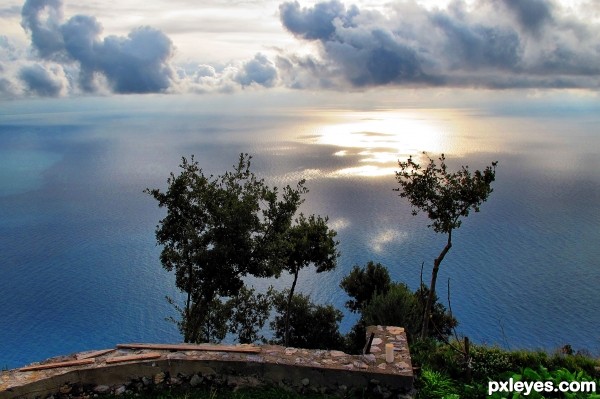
[116,343,261,353]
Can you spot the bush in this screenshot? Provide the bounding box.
[362,283,421,337]
[270,290,344,350]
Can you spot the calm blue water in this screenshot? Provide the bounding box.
[1,94,599,368]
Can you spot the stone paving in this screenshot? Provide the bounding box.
[0,326,413,398]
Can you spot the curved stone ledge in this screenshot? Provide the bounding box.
[0,326,413,399]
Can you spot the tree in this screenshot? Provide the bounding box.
[227,286,272,344]
[340,261,391,314]
[145,154,305,343]
[281,214,339,347]
[395,153,497,339]
[270,290,344,350]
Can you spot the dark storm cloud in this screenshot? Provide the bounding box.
[18,63,66,96]
[278,0,600,90]
[20,0,174,94]
[279,0,358,40]
[499,0,553,35]
[20,0,65,59]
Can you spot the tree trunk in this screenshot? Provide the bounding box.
[284,268,299,347]
[420,230,452,339]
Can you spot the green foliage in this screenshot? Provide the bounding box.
[361,283,420,335]
[282,214,339,275]
[414,284,459,340]
[361,283,457,342]
[417,368,459,399]
[415,340,600,399]
[469,345,514,381]
[339,262,457,352]
[226,286,272,344]
[339,261,391,313]
[270,289,344,350]
[395,153,497,234]
[146,153,307,343]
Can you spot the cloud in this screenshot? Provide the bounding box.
[499,0,553,35]
[21,0,65,59]
[15,0,285,96]
[279,0,358,41]
[235,53,278,87]
[278,0,600,90]
[20,0,175,94]
[18,62,68,96]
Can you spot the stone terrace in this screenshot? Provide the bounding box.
[0,325,413,398]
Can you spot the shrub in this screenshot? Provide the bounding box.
[270,290,344,350]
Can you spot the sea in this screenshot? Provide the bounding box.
[1,92,599,369]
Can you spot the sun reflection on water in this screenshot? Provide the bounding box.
[302,110,458,177]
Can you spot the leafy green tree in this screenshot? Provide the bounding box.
[340,261,391,313]
[395,153,497,339]
[280,214,339,347]
[145,154,305,343]
[270,289,344,350]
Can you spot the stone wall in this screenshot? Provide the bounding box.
[0,326,413,399]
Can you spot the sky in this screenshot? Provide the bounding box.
[1,0,600,99]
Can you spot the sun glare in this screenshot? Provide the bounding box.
[306,110,453,177]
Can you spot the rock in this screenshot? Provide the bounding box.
[387,326,404,334]
[141,376,151,386]
[396,361,410,370]
[59,384,72,394]
[371,346,382,353]
[372,338,383,345]
[363,354,376,363]
[114,385,126,395]
[353,361,369,369]
[167,353,187,360]
[169,377,181,385]
[190,374,203,387]
[329,350,346,358]
[377,363,387,370]
[284,348,298,355]
[301,378,310,386]
[153,372,166,385]
[94,385,110,394]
